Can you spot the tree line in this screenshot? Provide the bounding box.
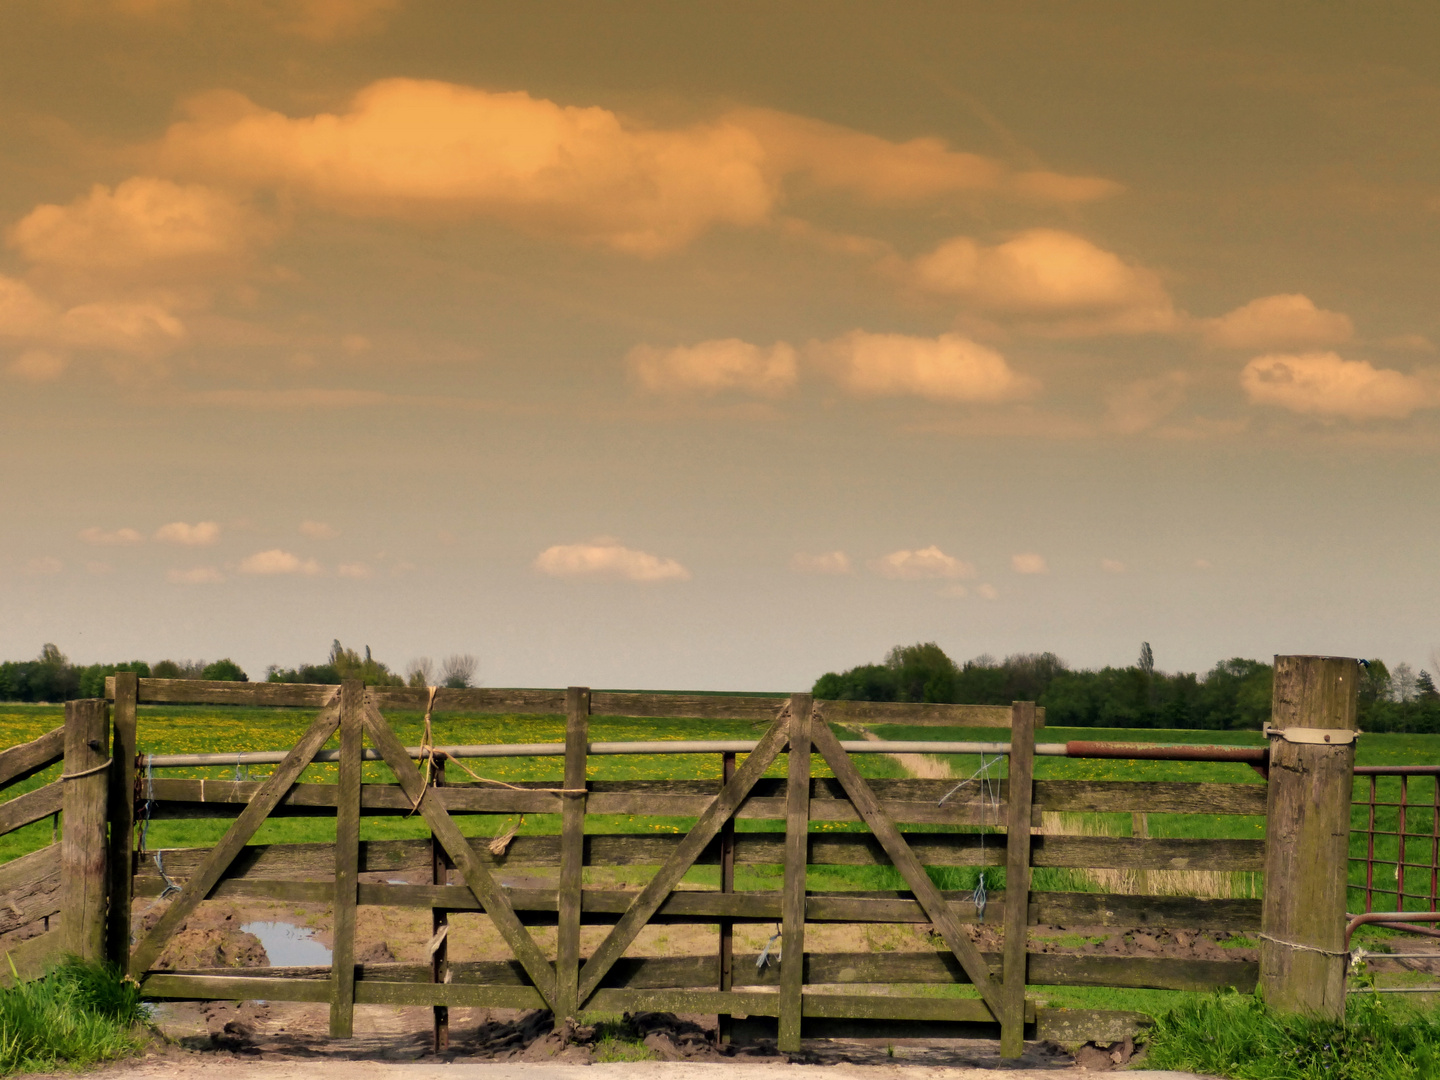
[812,642,1440,732]
[0,639,480,702]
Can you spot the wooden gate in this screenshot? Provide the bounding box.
[102,675,1282,1056]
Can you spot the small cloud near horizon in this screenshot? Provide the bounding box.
[1011,552,1048,574]
[168,566,225,584]
[790,551,853,575]
[79,526,143,545]
[873,545,975,580]
[534,540,691,582]
[154,521,220,545]
[300,520,338,539]
[239,549,321,575]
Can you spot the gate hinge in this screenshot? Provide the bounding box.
[1262,724,1358,746]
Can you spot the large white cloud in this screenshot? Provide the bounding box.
[627,339,797,397]
[1206,294,1353,350]
[872,545,975,580]
[1240,352,1439,420]
[534,540,691,582]
[812,330,1039,403]
[910,229,1176,335]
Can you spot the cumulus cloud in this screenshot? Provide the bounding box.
[811,330,1039,403]
[26,557,63,575]
[299,520,338,539]
[1101,558,1126,574]
[159,81,774,256]
[167,566,224,584]
[733,108,1120,205]
[628,339,797,397]
[79,526,143,545]
[0,274,185,359]
[534,540,691,582]
[8,177,266,272]
[1011,552,1048,574]
[239,548,322,575]
[336,561,373,579]
[872,545,975,580]
[1240,352,1440,420]
[790,551,853,575]
[910,229,1176,335]
[154,521,220,545]
[1205,294,1353,350]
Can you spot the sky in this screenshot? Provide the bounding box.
[2,2,1439,691]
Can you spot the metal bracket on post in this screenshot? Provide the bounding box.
[1263,724,1357,746]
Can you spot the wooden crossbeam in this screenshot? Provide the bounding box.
[575,709,793,1004]
[809,718,1006,1020]
[130,695,340,977]
[361,700,558,1009]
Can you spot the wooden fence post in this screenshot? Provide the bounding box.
[556,687,589,1028]
[1001,701,1036,1058]
[1259,655,1359,1019]
[430,755,450,1052]
[330,680,363,1037]
[778,694,811,1054]
[717,750,736,1045]
[60,699,110,961]
[106,673,138,967]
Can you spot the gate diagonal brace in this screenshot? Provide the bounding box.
[361,699,559,1010]
[574,709,794,1006]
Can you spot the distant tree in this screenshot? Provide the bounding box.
[1139,642,1154,677]
[268,639,403,687]
[152,660,183,680]
[1360,659,1392,706]
[201,658,248,682]
[1390,662,1418,703]
[440,654,478,689]
[406,657,436,689]
[1418,670,1440,701]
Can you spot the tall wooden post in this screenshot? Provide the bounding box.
[106,673,138,967]
[556,687,589,1028]
[430,755,450,1052]
[778,694,811,1054]
[60,699,110,961]
[330,680,363,1037]
[1260,655,1359,1019]
[1000,701,1036,1059]
[717,750,736,1045]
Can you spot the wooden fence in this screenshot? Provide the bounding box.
[0,657,1364,1055]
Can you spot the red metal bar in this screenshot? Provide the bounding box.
[1366,773,1378,913]
[1400,776,1410,909]
[1346,910,1440,949]
[1064,741,1266,763]
[1355,766,1440,775]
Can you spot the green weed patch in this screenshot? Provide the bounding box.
[0,958,149,1074]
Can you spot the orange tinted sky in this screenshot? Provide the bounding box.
[3,2,1439,687]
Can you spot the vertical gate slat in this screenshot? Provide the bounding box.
[778,694,812,1053]
[330,680,363,1037]
[717,750,737,1045]
[556,687,589,1027]
[1001,701,1036,1059]
[61,699,110,961]
[431,756,449,1052]
[107,674,138,967]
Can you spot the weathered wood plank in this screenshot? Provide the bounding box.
[817,701,1044,728]
[107,672,138,968]
[120,679,337,707]
[0,929,63,986]
[356,982,547,1009]
[810,718,1004,1021]
[361,699,558,1009]
[1001,702,1035,1058]
[779,695,810,1053]
[141,974,333,1002]
[1033,835,1265,872]
[1035,780,1267,816]
[718,750,736,1044]
[1030,891,1262,931]
[0,844,62,934]
[60,699,109,961]
[588,988,781,1016]
[0,783,62,838]
[555,687,588,1023]
[574,710,793,1004]
[0,727,64,790]
[127,695,340,977]
[430,755,449,1053]
[330,681,363,1037]
[1030,953,1257,993]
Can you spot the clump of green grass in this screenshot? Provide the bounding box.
[0,958,149,1074]
[1146,990,1440,1079]
[587,1017,657,1062]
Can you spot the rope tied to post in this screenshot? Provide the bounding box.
[1258,932,1349,958]
[59,758,111,781]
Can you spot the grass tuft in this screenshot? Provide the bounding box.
[1146,990,1440,1080]
[0,958,149,1074]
